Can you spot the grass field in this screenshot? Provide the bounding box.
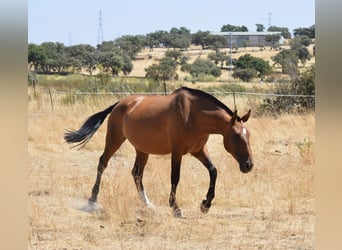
[28,89,314,249]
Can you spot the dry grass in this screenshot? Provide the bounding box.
[28,90,314,249]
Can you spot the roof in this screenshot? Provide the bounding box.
[210,31,282,36]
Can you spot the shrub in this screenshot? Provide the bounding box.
[257,64,315,115]
[181,58,221,82]
[196,73,216,82]
[96,72,112,85]
[234,54,272,79]
[232,68,258,82]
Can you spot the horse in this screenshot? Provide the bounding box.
[64,87,254,217]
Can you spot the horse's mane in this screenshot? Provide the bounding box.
[179,86,239,118]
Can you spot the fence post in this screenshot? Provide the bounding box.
[233,92,236,111]
[48,88,54,111]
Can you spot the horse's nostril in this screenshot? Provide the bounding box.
[245,160,253,171]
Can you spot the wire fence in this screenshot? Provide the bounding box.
[29,88,315,116]
[50,90,315,98]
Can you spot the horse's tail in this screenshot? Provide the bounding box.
[64,102,118,149]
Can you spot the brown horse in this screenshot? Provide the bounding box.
[64,87,253,217]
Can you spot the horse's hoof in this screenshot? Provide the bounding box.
[88,201,97,208]
[88,197,97,204]
[146,203,155,209]
[173,208,185,218]
[200,201,210,214]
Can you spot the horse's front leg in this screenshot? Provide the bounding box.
[192,148,217,214]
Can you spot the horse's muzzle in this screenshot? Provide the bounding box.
[240,159,253,173]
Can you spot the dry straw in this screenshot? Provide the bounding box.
[28,88,314,249]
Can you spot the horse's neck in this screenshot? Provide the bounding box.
[196,108,229,135]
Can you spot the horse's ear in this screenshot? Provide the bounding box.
[241,109,251,122]
[230,110,238,124]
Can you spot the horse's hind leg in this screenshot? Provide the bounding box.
[169,152,184,218]
[89,124,125,203]
[131,150,153,208]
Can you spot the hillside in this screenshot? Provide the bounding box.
[128,44,315,82]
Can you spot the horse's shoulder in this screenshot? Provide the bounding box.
[169,89,192,124]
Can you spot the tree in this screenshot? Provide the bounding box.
[144,32,162,50]
[272,49,299,78]
[181,58,221,81]
[232,68,258,82]
[165,50,184,64]
[164,27,192,50]
[97,41,117,52]
[206,35,228,51]
[192,31,211,49]
[145,57,177,93]
[265,34,281,49]
[81,52,98,75]
[66,44,96,58]
[36,42,57,72]
[38,42,69,73]
[291,35,311,47]
[221,24,248,32]
[293,25,315,39]
[297,47,311,66]
[169,35,191,50]
[290,39,312,66]
[28,43,47,71]
[99,51,124,76]
[170,26,191,36]
[66,44,97,73]
[208,51,230,68]
[121,53,133,75]
[234,54,272,79]
[97,41,133,75]
[192,31,227,50]
[255,24,265,32]
[114,35,145,59]
[267,26,291,39]
[145,30,169,49]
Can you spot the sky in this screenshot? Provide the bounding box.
[28,0,315,47]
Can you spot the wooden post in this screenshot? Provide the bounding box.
[48,88,54,111]
[233,92,236,111]
[163,81,167,95]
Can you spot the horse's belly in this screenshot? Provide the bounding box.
[126,132,171,155]
[121,97,175,154]
[123,118,172,155]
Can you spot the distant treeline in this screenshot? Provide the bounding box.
[28,24,315,77]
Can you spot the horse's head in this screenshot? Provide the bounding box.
[223,109,254,173]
